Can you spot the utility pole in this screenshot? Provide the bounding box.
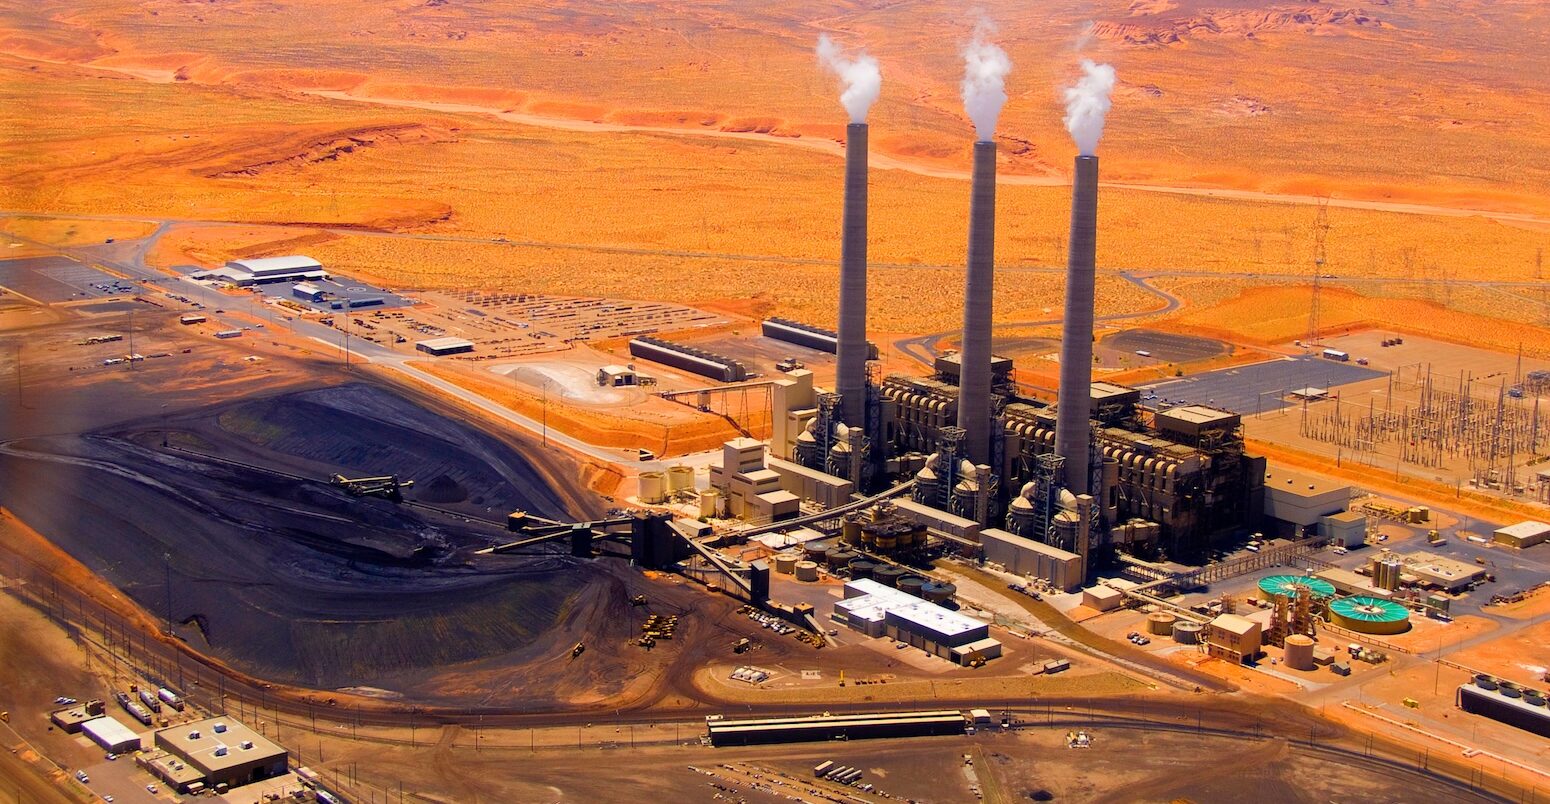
[164,552,173,637]
[1308,198,1329,348]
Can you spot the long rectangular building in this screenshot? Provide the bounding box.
[629,336,747,382]
[761,317,877,359]
[708,710,964,746]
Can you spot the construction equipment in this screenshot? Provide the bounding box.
[628,594,648,607]
[330,474,414,501]
[733,637,752,654]
[570,642,586,658]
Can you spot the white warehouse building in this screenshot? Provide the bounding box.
[833,579,1001,665]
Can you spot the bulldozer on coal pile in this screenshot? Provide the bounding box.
[629,594,648,607]
[570,642,586,659]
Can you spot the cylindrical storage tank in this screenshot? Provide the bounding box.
[774,553,799,574]
[804,539,833,561]
[827,549,858,569]
[794,560,820,582]
[849,559,876,579]
[842,517,863,546]
[1146,612,1177,636]
[1475,675,1500,691]
[698,488,719,518]
[668,465,694,493]
[873,565,907,587]
[898,576,927,597]
[1284,634,1316,671]
[922,581,956,603]
[1524,692,1546,707]
[1501,685,1523,700]
[1173,621,1203,644]
[639,471,666,504]
[1328,596,1411,635]
[873,527,898,552]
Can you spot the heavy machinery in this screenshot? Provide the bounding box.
[629,594,648,607]
[570,642,586,659]
[733,637,752,654]
[330,474,414,501]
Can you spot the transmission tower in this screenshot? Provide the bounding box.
[1308,198,1329,346]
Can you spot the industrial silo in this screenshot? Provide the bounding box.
[1283,634,1316,670]
[794,560,820,582]
[639,471,666,504]
[898,576,927,598]
[1146,612,1177,636]
[668,465,694,494]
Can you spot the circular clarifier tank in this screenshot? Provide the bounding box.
[1258,575,1337,601]
[1328,596,1411,635]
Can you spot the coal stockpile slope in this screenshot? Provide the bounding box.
[0,385,593,691]
[211,383,571,520]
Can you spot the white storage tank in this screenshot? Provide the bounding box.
[669,465,694,493]
[1173,621,1203,644]
[639,471,666,504]
[794,560,820,582]
[1284,634,1316,670]
[697,488,719,518]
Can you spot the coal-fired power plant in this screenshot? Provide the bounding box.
[1055,155,1099,494]
[750,50,1263,592]
[956,140,997,466]
[836,122,870,432]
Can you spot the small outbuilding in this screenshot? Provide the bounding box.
[597,365,637,387]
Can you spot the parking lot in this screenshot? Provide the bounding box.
[0,256,134,303]
[1141,355,1387,414]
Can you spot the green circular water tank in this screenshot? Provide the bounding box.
[1328,596,1411,635]
[1257,575,1336,600]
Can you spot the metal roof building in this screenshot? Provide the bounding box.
[834,579,997,663]
[415,337,474,356]
[229,256,323,277]
[82,716,142,754]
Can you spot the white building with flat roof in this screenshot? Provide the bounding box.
[833,578,999,664]
[82,716,141,754]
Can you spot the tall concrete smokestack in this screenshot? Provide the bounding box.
[836,123,869,428]
[956,140,997,465]
[1055,155,1098,494]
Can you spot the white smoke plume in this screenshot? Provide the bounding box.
[816,34,881,123]
[1063,59,1116,155]
[960,23,1012,141]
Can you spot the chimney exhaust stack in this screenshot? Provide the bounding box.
[956,140,997,465]
[1055,155,1099,493]
[836,122,869,429]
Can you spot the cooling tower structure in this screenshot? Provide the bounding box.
[957,140,998,465]
[1054,155,1099,494]
[835,122,870,431]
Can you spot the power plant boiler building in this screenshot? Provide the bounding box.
[716,123,1264,592]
